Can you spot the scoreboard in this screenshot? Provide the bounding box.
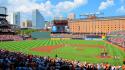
[53,20,68,25]
[52,20,69,33]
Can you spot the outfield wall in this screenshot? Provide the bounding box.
[84,38,103,40]
[51,38,71,40]
[50,34,106,40]
[31,32,51,39]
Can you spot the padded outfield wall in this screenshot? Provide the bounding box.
[31,32,51,39]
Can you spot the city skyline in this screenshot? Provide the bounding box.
[0,0,125,21]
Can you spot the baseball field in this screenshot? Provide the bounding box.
[0,39,125,65]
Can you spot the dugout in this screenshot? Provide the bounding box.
[31,32,51,39]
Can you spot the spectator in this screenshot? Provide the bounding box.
[0,49,123,70]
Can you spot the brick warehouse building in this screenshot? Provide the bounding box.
[68,16,125,35]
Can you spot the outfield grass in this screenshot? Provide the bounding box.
[0,40,125,65]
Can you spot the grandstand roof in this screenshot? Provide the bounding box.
[0,14,8,17]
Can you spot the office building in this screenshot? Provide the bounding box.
[13,12,20,27]
[68,15,125,34]
[32,9,45,29]
[22,20,32,28]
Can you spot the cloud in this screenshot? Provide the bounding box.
[117,6,125,14]
[0,0,87,20]
[98,0,114,11]
[55,0,87,11]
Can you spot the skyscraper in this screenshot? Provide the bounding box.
[13,12,20,27]
[32,9,45,29]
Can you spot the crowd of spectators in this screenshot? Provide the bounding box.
[108,37,125,48]
[0,35,23,41]
[0,49,125,70]
[0,29,13,32]
[107,30,125,48]
[107,30,125,36]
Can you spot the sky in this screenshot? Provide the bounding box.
[0,0,125,22]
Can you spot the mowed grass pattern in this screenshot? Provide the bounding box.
[0,40,125,65]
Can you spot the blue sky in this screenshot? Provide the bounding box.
[0,0,125,22]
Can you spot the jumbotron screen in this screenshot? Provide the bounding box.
[51,20,69,33]
[52,25,66,33]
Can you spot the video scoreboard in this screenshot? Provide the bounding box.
[52,20,69,33]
